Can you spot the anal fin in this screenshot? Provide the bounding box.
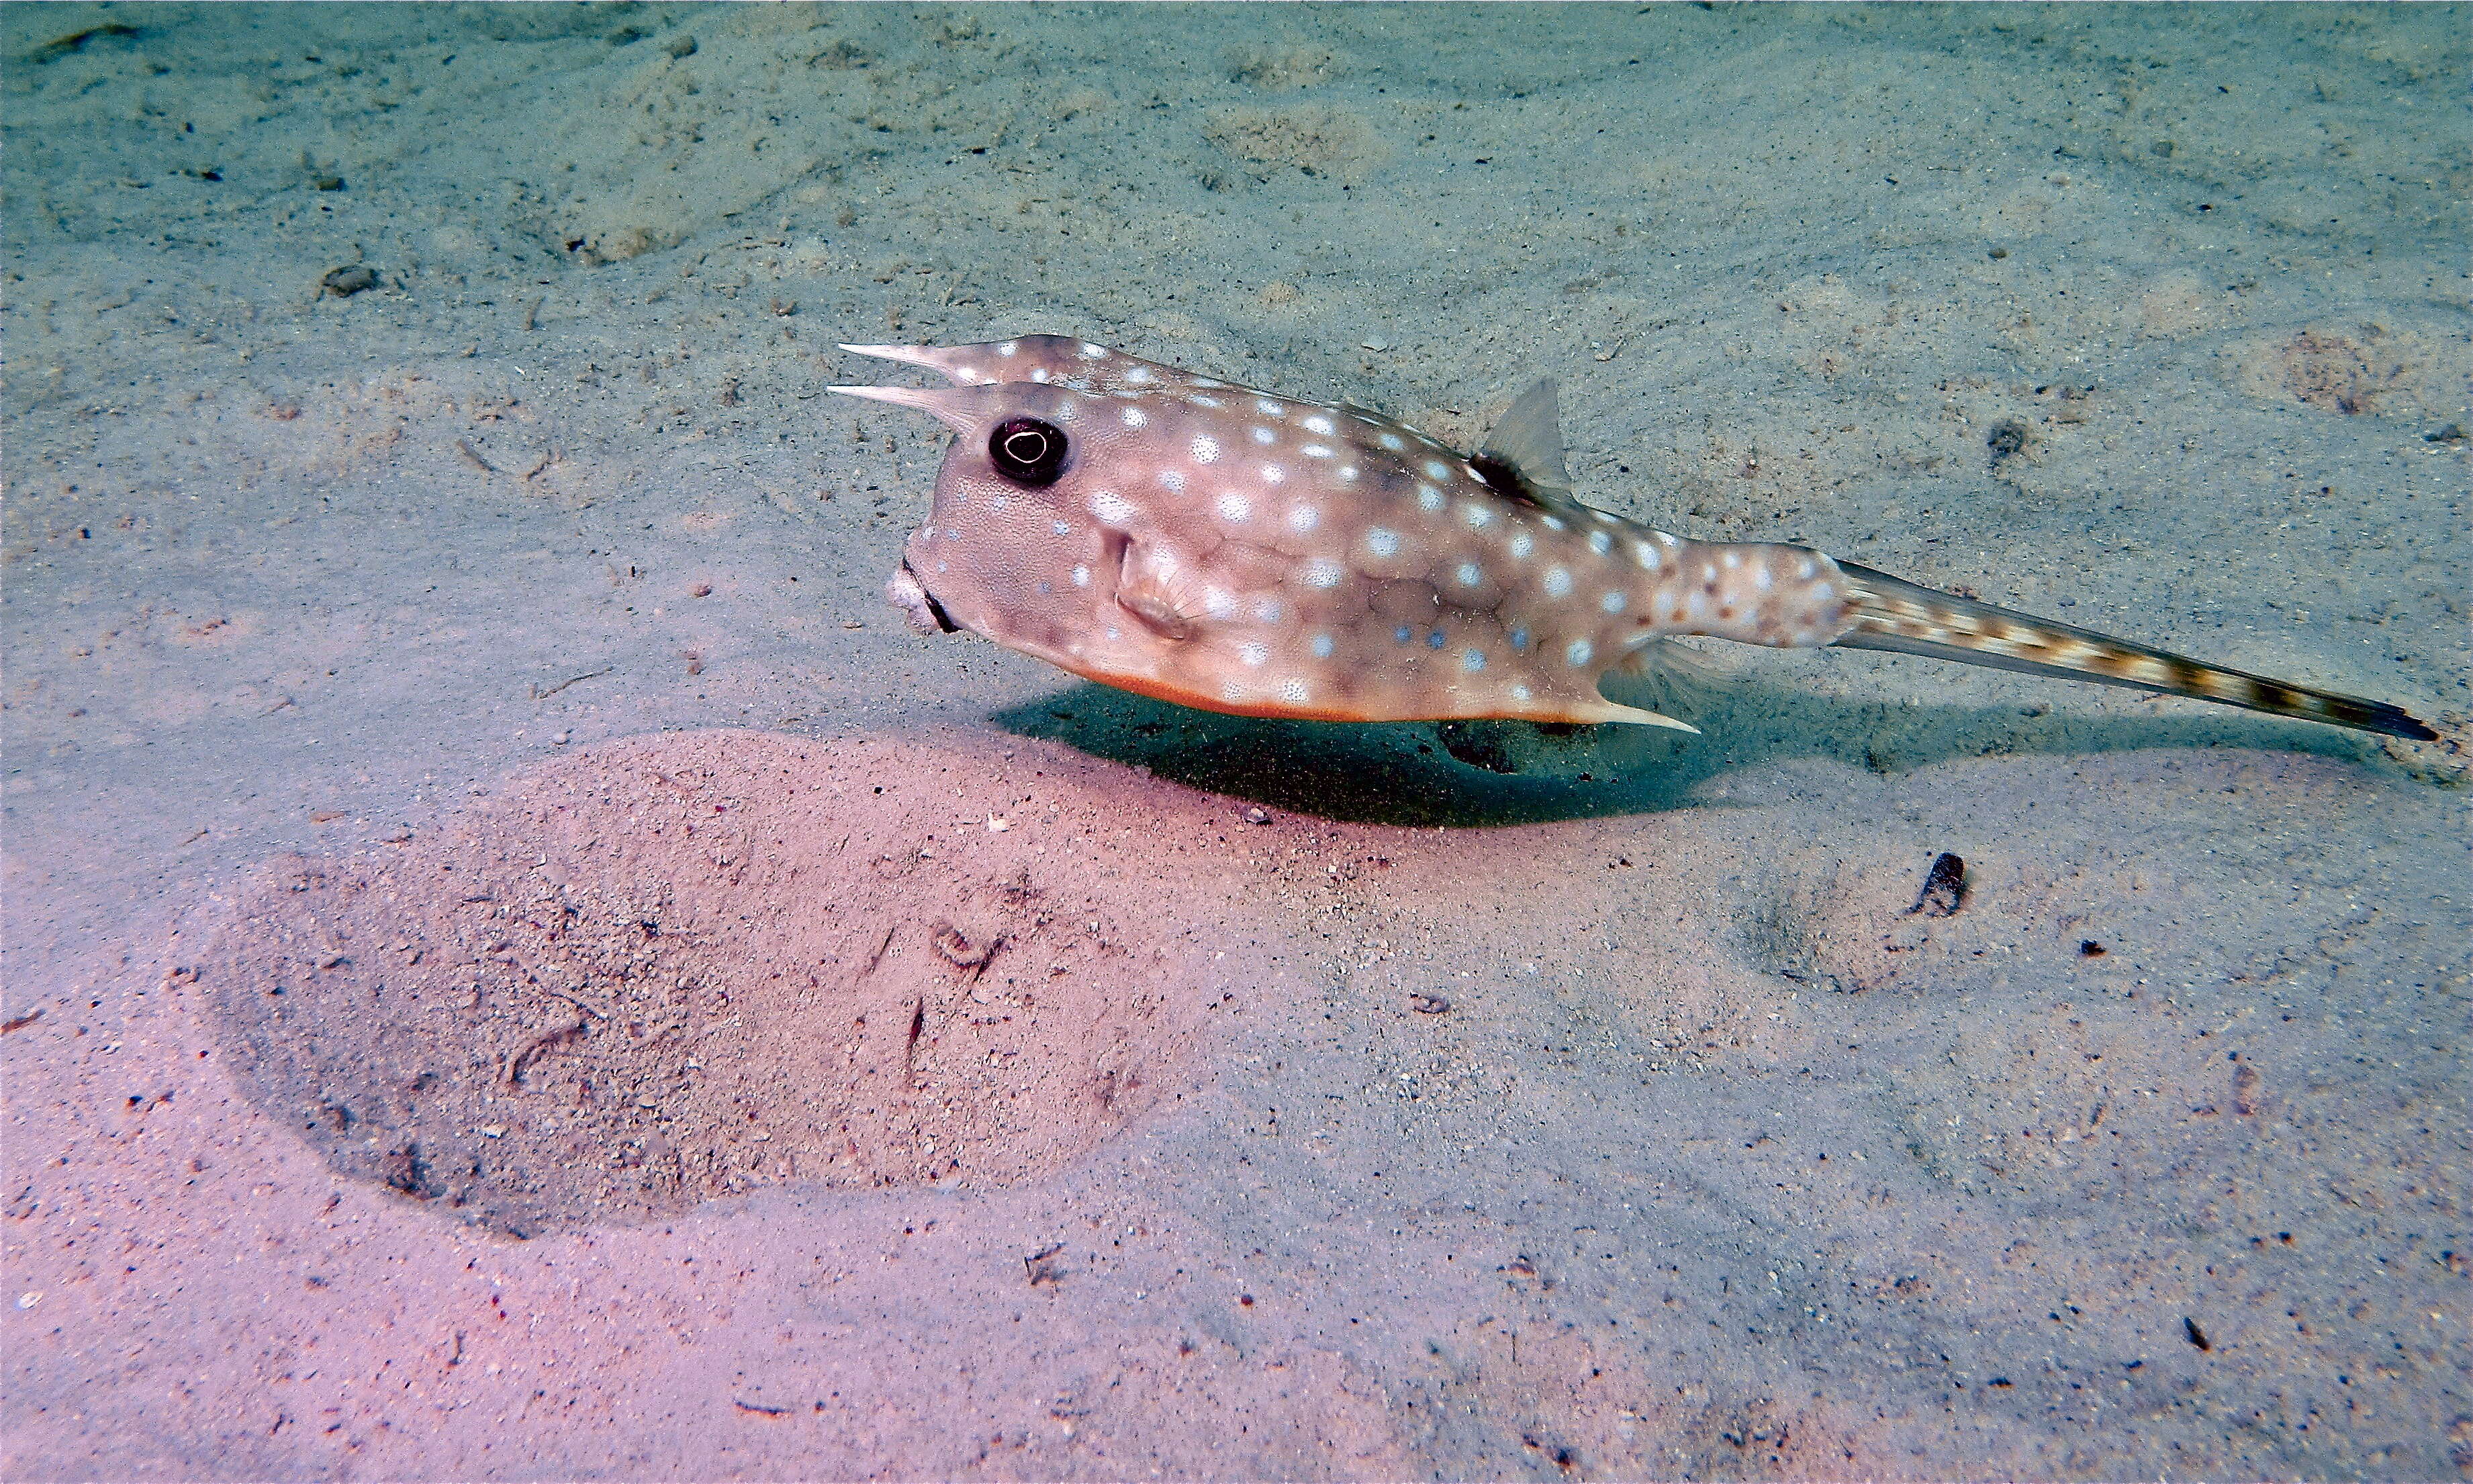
[1574,693,1700,733]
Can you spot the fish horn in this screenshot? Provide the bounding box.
[837,343,999,385]
[825,383,985,431]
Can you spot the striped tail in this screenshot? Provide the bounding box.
[1828,560,2438,741]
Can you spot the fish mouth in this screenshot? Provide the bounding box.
[885,559,960,635]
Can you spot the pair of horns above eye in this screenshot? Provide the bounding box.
[990,418,1067,485]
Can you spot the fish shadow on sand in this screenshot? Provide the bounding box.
[992,678,2401,828]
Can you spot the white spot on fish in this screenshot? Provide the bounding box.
[1217,493,1252,521]
[1722,550,1741,568]
[1303,443,1334,459]
[1456,561,1483,586]
[1260,464,1287,485]
[1311,632,1335,657]
[1462,648,1486,671]
[1424,459,1452,481]
[1121,406,1148,428]
[1250,426,1277,445]
[1541,515,1566,531]
[998,340,1019,356]
[1158,469,1187,493]
[1191,393,1222,408]
[1379,432,1405,451]
[1601,590,1627,613]
[1070,565,1090,587]
[1565,639,1593,666]
[1238,641,1269,667]
[1192,435,1221,463]
[1366,527,1401,557]
[1509,532,1534,559]
[1090,491,1135,524]
[1417,485,1445,512]
[1636,541,1661,571]
[1543,567,1573,598]
[1289,504,1319,532]
[1080,342,1106,357]
[1281,677,1311,702]
[1812,582,1834,602]
[1796,556,1816,579]
[1462,504,1493,529]
[1589,529,1612,555]
[1255,598,1285,623]
[1255,398,1284,417]
[1752,563,1773,592]
[1124,367,1156,385]
[1510,684,1532,702]
[1052,520,1070,535]
[1029,367,1050,383]
[1303,558,1344,588]
[1301,414,1336,434]
[1205,588,1239,620]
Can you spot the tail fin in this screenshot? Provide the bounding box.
[1830,560,2437,741]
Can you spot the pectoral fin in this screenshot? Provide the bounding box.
[1109,537,1202,642]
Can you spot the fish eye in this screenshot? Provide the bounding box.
[988,417,1068,485]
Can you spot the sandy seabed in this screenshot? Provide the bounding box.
[4,5,2467,1479]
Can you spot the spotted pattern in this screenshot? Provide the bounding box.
[833,335,2437,739]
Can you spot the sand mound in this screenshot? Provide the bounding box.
[203,729,1249,1236]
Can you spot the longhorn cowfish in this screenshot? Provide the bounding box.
[830,335,2435,743]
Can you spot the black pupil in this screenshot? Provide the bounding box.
[990,418,1066,485]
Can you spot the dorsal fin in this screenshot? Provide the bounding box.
[1483,379,1569,486]
[1474,378,1600,520]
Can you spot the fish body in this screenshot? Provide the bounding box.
[833,336,2435,743]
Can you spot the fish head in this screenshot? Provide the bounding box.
[831,371,1219,696]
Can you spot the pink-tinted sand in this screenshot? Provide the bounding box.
[6,4,2466,1479]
